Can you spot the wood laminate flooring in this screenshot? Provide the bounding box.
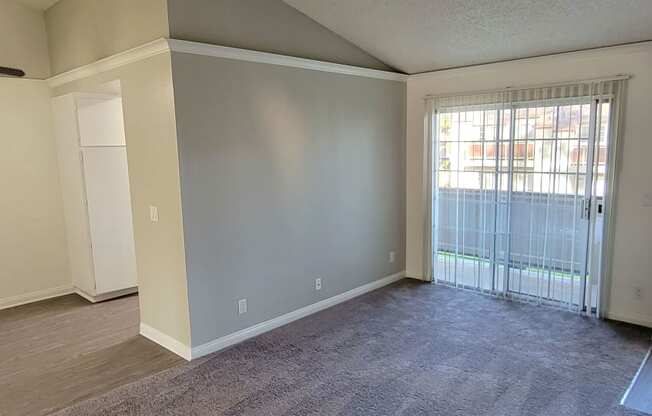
[0,294,182,416]
[50,281,651,416]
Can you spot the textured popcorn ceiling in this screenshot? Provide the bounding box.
[283,0,652,74]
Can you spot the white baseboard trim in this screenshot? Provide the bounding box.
[191,271,405,360]
[404,274,428,281]
[140,322,192,361]
[0,285,74,310]
[620,347,652,405]
[607,312,652,329]
[74,287,138,303]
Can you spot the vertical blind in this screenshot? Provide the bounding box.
[423,77,628,317]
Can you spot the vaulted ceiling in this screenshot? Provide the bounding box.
[283,0,652,74]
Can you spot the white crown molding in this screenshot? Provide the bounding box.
[607,312,652,329]
[48,38,170,88]
[167,39,408,82]
[407,40,652,81]
[44,38,652,87]
[191,271,405,360]
[46,38,408,87]
[0,285,73,310]
[140,322,192,361]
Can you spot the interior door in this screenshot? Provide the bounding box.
[82,146,138,294]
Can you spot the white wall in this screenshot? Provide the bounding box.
[0,0,51,78]
[406,42,652,327]
[45,0,169,75]
[0,78,70,308]
[52,53,193,349]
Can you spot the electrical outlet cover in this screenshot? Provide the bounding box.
[238,299,247,314]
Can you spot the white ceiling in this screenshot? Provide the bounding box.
[15,0,59,11]
[283,0,652,74]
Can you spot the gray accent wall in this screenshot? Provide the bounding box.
[44,0,396,77]
[166,0,394,72]
[170,52,406,346]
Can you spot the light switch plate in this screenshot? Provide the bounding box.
[149,205,159,223]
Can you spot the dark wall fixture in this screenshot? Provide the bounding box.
[0,66,26,77]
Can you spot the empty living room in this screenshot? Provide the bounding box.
[2,0,652,415]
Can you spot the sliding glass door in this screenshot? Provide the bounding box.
[433,98,611,311]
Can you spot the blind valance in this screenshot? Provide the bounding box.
[425,76,628,111]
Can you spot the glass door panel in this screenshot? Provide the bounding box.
[434,108,511,293]
[505,103,593,308]
[433,100,609,311]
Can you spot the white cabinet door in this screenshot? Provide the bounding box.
[77,96,127,147]
[82,147,137,293]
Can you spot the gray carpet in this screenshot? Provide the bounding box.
[53,280,651,416]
